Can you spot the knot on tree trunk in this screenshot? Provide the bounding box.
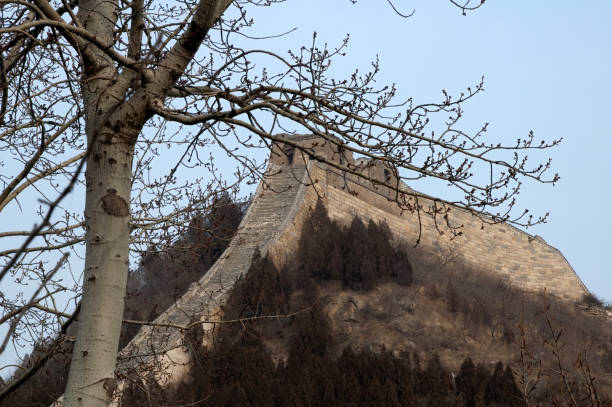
[101,189,129,217]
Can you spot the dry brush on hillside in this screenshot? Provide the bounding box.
[119,201,612,405]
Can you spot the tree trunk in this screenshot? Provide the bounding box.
[63,123,135,406]
[59,1,231,403]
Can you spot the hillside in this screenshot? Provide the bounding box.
[118,200,612,406]
[2,135,611,406]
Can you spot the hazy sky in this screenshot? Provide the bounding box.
[240,1,612,301]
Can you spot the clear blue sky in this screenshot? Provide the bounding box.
[240,1,612,301]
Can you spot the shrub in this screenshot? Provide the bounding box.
[582,292,603,307]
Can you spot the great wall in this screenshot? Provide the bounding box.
[117,134,589,382]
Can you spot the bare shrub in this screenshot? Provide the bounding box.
[582,292,604,307]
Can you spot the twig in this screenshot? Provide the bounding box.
[0,302,80,403]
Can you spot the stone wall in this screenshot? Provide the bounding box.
[117,163,311,379]
[301,161,587,302]
[116,137,588,392]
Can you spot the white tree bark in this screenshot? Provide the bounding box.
[62,128,135,406]
[61,0,132,402]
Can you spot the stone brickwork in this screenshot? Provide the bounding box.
[309,162,587,301]
[268,134,587,301]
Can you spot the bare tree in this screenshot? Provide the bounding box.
[0,0,561,405]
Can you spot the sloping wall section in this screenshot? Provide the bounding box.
[118,162,311,378]
[268,134,587,302]
[118,134,587,384]
[316,163,587,301]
